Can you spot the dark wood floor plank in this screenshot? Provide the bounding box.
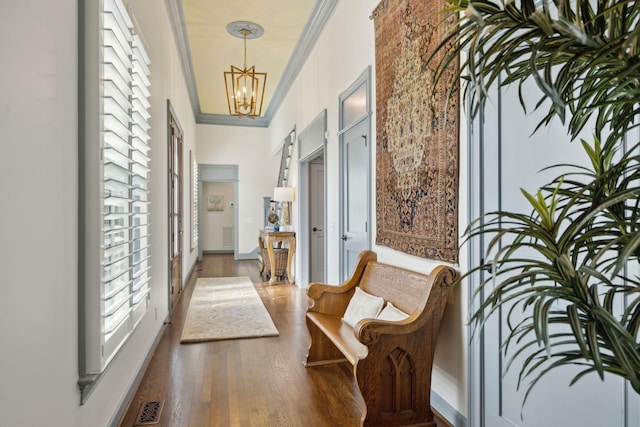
[118,254,451,427]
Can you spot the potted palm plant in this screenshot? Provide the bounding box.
[427,0,640,400]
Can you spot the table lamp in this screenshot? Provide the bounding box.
[273,187,294,228]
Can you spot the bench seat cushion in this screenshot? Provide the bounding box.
[342,287,385,327]
[306,312,368,365]
[376,302,409,321]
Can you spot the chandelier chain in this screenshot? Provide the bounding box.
[241,29,249,69]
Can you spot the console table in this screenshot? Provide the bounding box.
[259,230,296,284]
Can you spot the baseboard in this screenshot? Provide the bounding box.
[108,319,167,427]
[237,250,259,260]
[109,260,200,427]
[201,249,260,260]
[183,259,198,285]
[432,391,468,427]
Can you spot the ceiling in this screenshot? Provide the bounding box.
[166,0,338,127]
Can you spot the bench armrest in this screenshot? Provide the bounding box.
[354,265,457,345]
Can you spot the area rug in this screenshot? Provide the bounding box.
[372,0,460,263]
[180,276,279,343]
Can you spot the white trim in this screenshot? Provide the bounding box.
[79,0,152,391]
[433,390,469,427]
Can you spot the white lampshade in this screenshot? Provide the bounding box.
[273,187,294,202]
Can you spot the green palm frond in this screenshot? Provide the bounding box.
[458,170,640,396]
[428,0,640,399]
[428,0,640,145]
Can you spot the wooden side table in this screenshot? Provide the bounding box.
[259,230,296,284]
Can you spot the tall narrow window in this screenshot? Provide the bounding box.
[101,0,151,370]
[79,0,151,393]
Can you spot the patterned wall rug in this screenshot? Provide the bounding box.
[372,0,460,263]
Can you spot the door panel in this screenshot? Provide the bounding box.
[309,158,325,283]
[298,111,327,287]
[473,82,629,426]
[169,113,183,309]
[341,119,370,279]
[339,70,371,281]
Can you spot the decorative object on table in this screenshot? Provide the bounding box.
[223,21,267,118]
[180,276,278,343]
[267,208,279,228]
[273,186,294,227]
[207,194,224,211]
[372,0,460,263]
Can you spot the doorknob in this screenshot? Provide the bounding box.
[312,227,323,232]
[341,234,351,241]
[479,258,494,274]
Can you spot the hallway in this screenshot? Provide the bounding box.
[118,254,450,426]
[118,254,362,426]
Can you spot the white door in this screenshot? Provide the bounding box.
[339,70,372,281]
[309,156,325,283]
[470,81,637,426]
[341,119,370,280]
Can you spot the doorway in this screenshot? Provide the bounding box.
[298,110,327,287]
[198,165,239,261]
[308,155,325,282]
[168,102,183,310]
[201,182,235,254]
[339,68,372,281]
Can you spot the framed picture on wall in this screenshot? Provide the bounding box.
[207,194,224,211]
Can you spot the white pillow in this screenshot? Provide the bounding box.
[342,287,385,327]
[376,302,410,322]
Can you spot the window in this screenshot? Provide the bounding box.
[79,0,151,400]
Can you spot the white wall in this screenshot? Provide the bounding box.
[0,1,79,425]
[0,1,196,425]
[196,125,276,256]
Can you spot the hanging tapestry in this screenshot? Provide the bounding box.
[372,0,459,263]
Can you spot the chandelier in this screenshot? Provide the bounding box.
[224,21,267,119]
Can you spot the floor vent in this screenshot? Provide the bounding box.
[134,400,163,425]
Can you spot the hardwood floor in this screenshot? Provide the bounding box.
[118,254,452,427]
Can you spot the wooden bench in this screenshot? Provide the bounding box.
[304,250,457,426]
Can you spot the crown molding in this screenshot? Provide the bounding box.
[165,0,201,117]
[258,0,339,124]
[196,113,270,128]
[165,0,339,127]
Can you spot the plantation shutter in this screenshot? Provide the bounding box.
[99,0,151,371]
[192,154,199,249]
